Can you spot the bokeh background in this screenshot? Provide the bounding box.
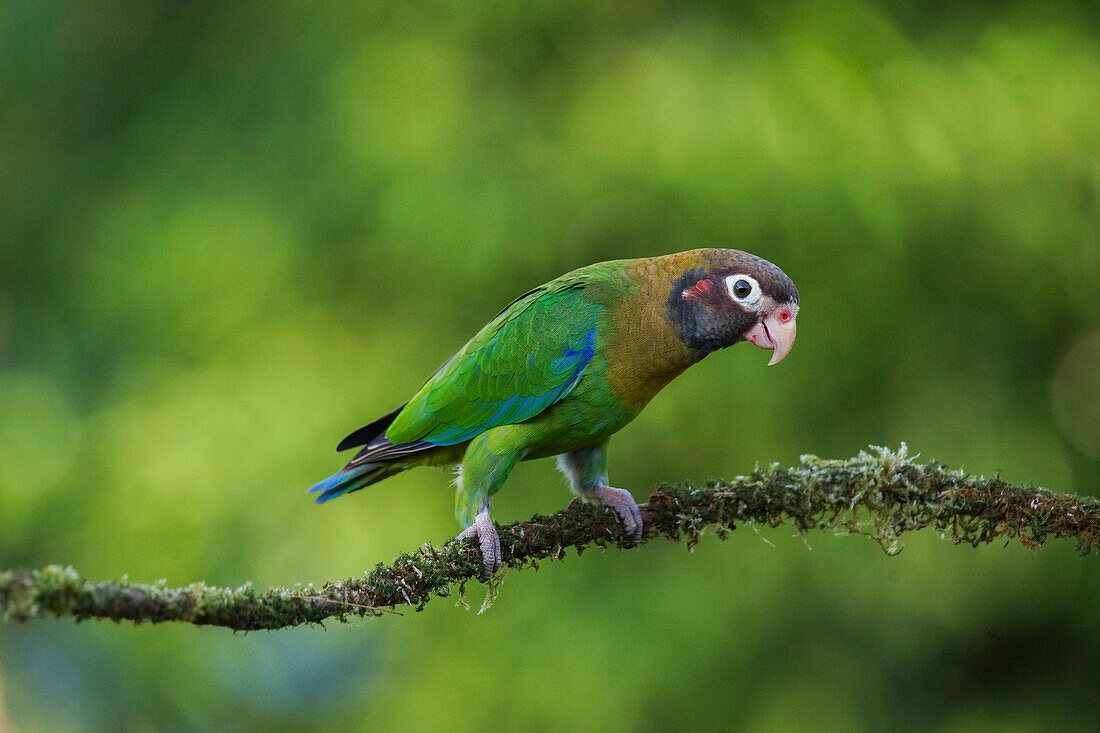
[2,1,1099,730]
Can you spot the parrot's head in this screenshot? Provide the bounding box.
[667,249,799,365]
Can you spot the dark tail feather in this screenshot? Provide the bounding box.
[308,463,397,504]
[314,404,434,503]
[337,405,405,452]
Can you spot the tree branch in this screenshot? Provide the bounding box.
[2,446,1097,631]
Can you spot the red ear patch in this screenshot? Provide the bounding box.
[682,279,713,300]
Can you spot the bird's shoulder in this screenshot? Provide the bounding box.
[489,258,636,325]
[384,261,634,445]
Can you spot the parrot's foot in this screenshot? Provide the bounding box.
[590,486,643,545]
[452,505,501,582]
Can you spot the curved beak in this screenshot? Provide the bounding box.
[744,308,798,366]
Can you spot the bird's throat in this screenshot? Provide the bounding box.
[602,258,704,409]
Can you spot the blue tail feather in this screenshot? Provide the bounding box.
[308,464,384,504]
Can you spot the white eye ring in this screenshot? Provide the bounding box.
[725,274,762,308]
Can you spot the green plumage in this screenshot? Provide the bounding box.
[310,249,799,576]
[379,260,640,524]
[385,267,621,447]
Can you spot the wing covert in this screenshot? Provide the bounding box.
[385,284,603,446]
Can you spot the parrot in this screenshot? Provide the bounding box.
[309,248,799,579]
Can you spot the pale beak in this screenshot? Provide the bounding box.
[744,308,798,366]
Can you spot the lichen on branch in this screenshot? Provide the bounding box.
[2,446,1097,631]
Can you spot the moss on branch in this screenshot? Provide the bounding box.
[2,446,1097,631]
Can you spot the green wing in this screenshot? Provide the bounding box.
[385,274,610,447]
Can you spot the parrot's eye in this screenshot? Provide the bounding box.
[725,274,762,308]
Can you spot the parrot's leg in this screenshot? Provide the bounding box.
[557,443,643,545]
[450,426,529,581]
[454,501,500,583]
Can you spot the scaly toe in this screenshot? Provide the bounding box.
[593,486,644,546]
[452,509,501,583]
[477,522,501,582]
[624,500,643,544]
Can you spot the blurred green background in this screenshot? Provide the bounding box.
[1,1,1099,730]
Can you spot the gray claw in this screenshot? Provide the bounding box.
[454,507,501,582]
[592,486,643,545]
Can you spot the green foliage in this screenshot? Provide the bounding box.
[1,1,1098,730]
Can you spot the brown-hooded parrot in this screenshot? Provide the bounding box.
[310,249,799,579]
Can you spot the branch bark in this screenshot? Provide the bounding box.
[2,446,1097,631]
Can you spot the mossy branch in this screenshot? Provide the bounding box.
[2,446,1097,631]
